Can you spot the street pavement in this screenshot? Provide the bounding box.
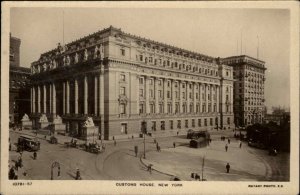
[8,128,289,181]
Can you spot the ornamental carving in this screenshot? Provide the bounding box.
[74,53,79,64]
[118,95,128,104]
[83,117,94,128]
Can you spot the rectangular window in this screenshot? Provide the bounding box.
[120,48,125,56]
[149,79,153,85]
[167,91,171,98]
[227,117,231,124]
[167,104,172,113]
[139,104,144,114]
[175,91,178,98]
[175,103,179,113]
[139,89,144,97]
[185,120,188,128]
[210,118,213,126]
[152,121,156,131]
[139,55,143,61]
[161,121,165,130]
[120,104,126,114]
[149,90,153,98]
[159,104,164,113]
[120,74,125,81]
[182,92,185,99]
[120,87,125,95]
[158,80,162,86]
[170,120,173,130]
[196,93,198,99]
[139,77,144,84]
[167,80,171,87]
[158,90,162,98]
[177,120,181,129]
[189,92,192,99]
[150,104,155,113]
[198,119,201,127]
[192,119,195,127]
[204,119,207,126]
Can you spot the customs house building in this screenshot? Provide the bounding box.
[30,26,235,140]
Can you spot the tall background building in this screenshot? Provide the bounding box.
[30,26,235,140]
[222,55,266,127]
[9,34,31,125]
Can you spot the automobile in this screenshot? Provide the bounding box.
[49,136,58,144]
[187,129,194,139]
[85,143,105,154]
[17,135,40,152]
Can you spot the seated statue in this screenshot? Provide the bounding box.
[83,117,94,128]
[53,115,62,124]
[21,114,29,121]
[83,49,88,61]
[39,114,48,123]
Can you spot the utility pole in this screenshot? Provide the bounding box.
[201,155,205,181]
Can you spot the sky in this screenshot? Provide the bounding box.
[10,7,290,112]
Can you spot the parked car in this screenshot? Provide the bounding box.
[17,135,40,152]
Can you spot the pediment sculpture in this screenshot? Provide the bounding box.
[66,55,70,65]
[21,114,30,121]
[83,49,88,61]
[94,45,99,59]
[82,117,94,128]
[39,114,48,123]
[74,53,79,64]
[53,115,63,124]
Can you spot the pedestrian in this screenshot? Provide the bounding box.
[114,140,116,146]
[33,151,37,160]
[173,142,176,148]
[147,164,152,174]
[228,138,231,144]
[9,166,15,180]
[239,141,242,148]
[158,146,161,152]
[226,163,230,173]
[225,144,228,152]
[177,131,179,136]
[134,146,138,157]
[14,170,18,180]
[75,168,81,180]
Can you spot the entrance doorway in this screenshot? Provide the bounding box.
[121,123,127,134]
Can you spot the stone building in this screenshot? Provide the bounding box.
[9,34,31,124]
[30,26,234,140]
[222,55,266,127]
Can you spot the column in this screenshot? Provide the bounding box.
[66,80,70,114]
[63,82,65,114]
[74,79,78,114]
[206,84,209,113]
[84,75,88,115]
[172,80,176,113]
[193,83,197,113]
[145,76,150,113]
[155,77,159,114]
[199,83,202,113]
[37,85,41,113]
[43,84,47,113]
[164,78,168,114]
[32,86,36,113]
[179,81,183,113]
[99,74,104,116]
[94,76,98,115]
[187,82,191,113]
[49,83,52,114]
[216,85,219,113]
[30,87,33,113]
[210,84,213,113]
[52,83,56,114]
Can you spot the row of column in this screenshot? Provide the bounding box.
[31,74,104,116]
[139,76,220,114]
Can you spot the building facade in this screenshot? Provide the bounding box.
[9,34,31,124]
[30,26,234,140]
[222,55,266,127]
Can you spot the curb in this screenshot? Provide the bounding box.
[139,150,179,179]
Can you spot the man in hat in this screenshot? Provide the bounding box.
[225,144,228,152]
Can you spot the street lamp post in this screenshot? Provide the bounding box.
[142,120,147,159]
